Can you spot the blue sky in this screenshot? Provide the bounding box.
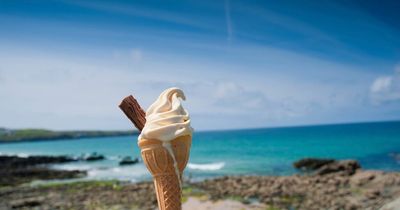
[0,0,399,131]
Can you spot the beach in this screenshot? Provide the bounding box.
[1,154,400,210]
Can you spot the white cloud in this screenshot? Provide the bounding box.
[370,65,400,105]
[0,41,391,130]
[370,76,392,93]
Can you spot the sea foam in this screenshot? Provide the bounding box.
[187,162,225,171]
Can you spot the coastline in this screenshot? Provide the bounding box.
[1,155,399,209]
[2,120,398,143]
[0,128,137,143]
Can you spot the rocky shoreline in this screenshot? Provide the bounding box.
[0,155,85,187]
[194,159,400,210]
[1,155,399,210]
[196,172,400,209]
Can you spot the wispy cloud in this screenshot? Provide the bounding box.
[231,1,395,63]
[61,1,217,32]
[214,82,268,110]
[224,0,233,42]
[370,65,400,105]
[234,3,342,44]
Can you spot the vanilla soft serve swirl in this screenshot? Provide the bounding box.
[138,87,193,142]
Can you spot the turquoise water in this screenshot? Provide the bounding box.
[1,121,399,182]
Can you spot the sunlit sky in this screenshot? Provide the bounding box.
[0,0,399,131]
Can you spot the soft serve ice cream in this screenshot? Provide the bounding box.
[119,87,192,210]
[139,87,193,142]
[139,87,193,189]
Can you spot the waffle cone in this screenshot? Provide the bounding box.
[138,135,192,210]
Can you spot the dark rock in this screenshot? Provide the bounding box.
[293,158,361,175]
[119,156,139,166]
[11,198,42,208]
[315,160,360,175]
[0,155,76,168]
[293,158,335,171]
[0,155,85,186]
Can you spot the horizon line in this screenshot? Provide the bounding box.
[197,119,400,133]
[2,119,399,133]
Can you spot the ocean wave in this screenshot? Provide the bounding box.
[107,156,121,161]
[187,162,225,171]
[52,164,94,171]
[86,165,149,181]
[52,162,150,182]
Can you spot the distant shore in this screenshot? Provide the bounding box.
[1,154,399,209]
[0,128,137,143]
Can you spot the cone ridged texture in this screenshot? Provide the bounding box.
[139,135,191,210]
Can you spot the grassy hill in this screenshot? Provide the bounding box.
[0,128,137,142]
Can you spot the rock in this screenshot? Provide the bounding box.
[0,155,85,186]
[192,172,400,210]
[293,158,361,175]
[0,167,86,186]
[350,171,380,186]
[119,156,139,165]
[345,200,360,210]
[82,152,105,161]
[315,160,360,175]
[293,158,335,171]
[327,178,340,186]
[1,181,158,210]
[0,155,76,168]
[364,189,381,199]
[10,198,43,209]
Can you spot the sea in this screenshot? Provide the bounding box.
[1,121,399,183]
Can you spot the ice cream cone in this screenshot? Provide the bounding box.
[138,135,191,210]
